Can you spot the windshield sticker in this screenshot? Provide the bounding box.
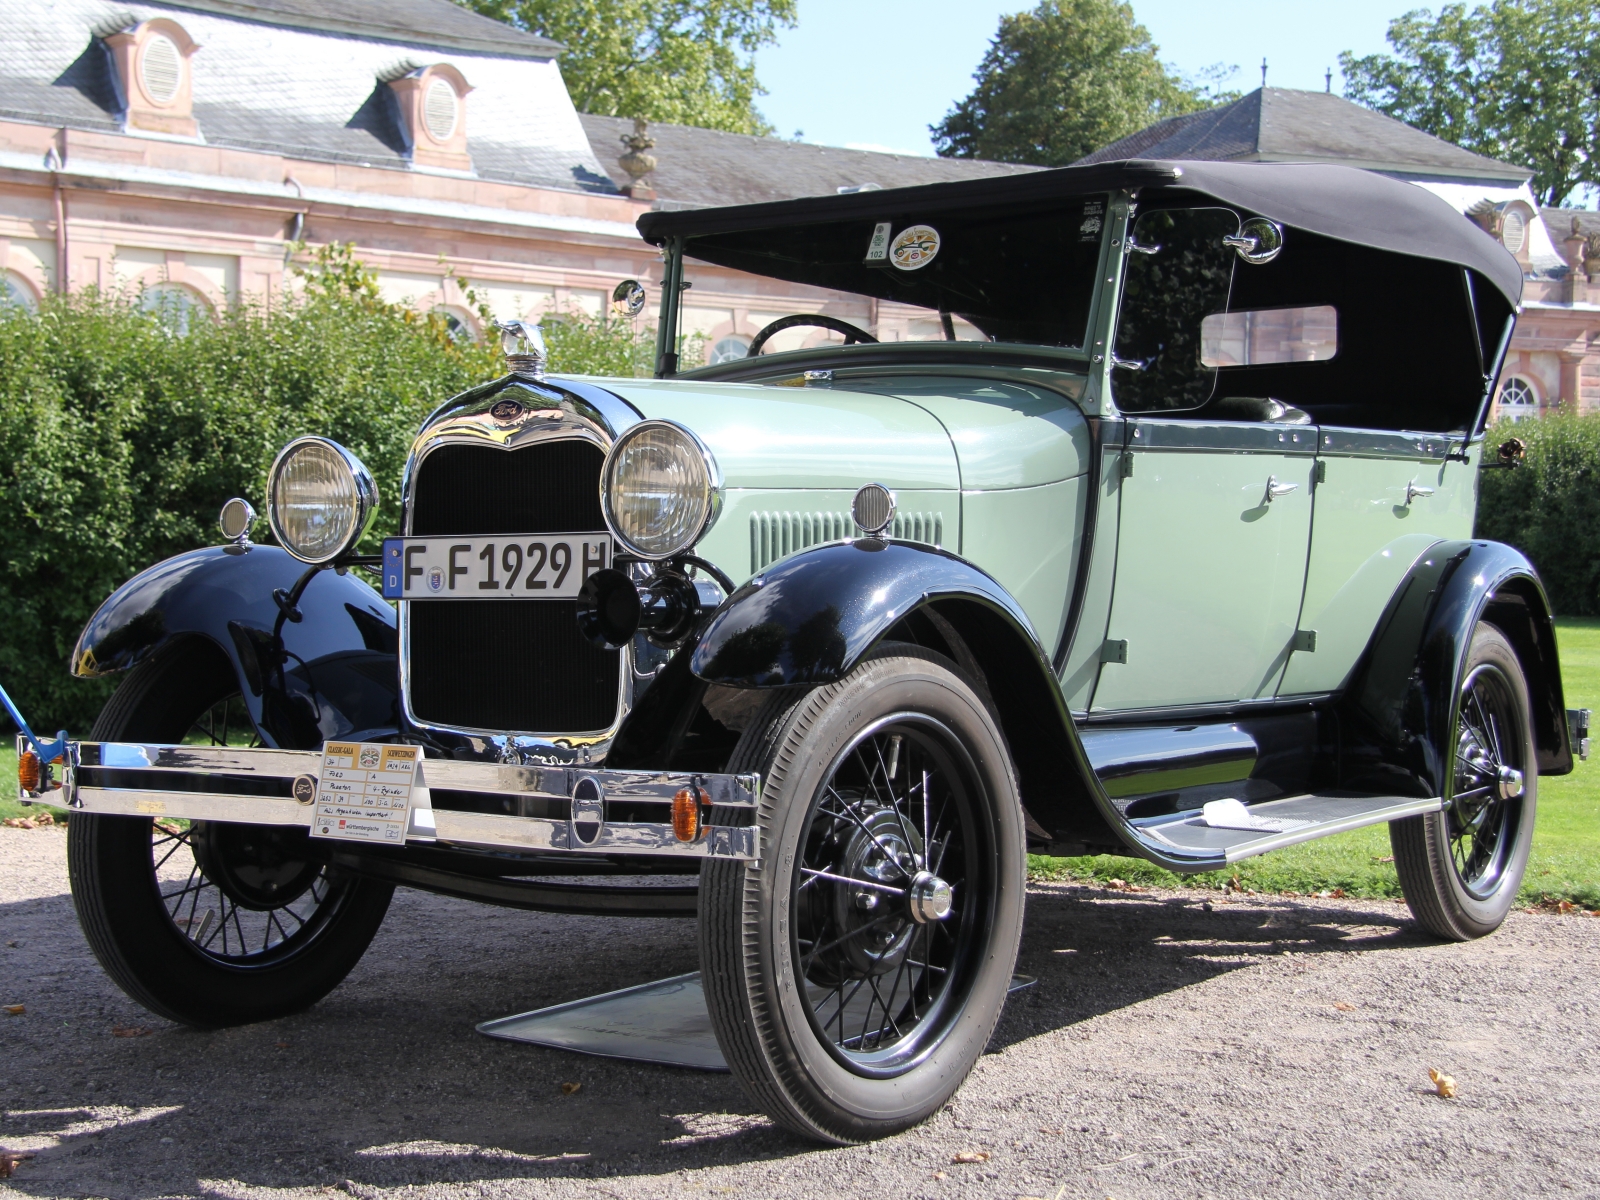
[1080,201,1105,242]
[890,225,940,271]
[864,221,893,262]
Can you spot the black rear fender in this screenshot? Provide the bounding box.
[1342,539,1572,794]
[72,545,399,750]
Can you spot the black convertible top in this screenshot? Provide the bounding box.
[637,158,1523,307]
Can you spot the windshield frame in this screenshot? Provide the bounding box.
[650,194,1120,379]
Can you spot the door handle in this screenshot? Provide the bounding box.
[1265,476,1298,502]
[1405,481,1436,505]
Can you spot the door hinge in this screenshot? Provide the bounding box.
[1100,638,1128,664]
[1292,629,1318,653]
[1314,460,1327,485]
[1117,451,1135,479]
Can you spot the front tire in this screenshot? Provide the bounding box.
[700,646,1026,1144]
[68,638,394,1027]
[1391,622,1537,940]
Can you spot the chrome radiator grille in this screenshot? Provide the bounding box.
[406,439,620,734]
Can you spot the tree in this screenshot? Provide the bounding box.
[457,0,794,135]
[932,0,1216,167]
[1341,0,1600,206]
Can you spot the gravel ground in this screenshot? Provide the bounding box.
[3,824,1598,1200]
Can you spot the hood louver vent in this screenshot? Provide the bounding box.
[750,510,943,573]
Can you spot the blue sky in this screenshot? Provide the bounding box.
[754,0,1414,155]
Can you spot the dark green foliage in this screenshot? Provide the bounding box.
[1340,0,1600,206]
[1476,413,1600,616]
[455,0,795,135]
[0,249,512,734]
[932,0,1219,167]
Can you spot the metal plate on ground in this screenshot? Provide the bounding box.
[477,972,1037,1072]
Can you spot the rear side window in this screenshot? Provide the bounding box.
[1200,305,1337,368]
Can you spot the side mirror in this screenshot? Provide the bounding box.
[1482,436,1526,470]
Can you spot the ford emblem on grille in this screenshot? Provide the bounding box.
[570,776,604,846]
[489,398,526,424]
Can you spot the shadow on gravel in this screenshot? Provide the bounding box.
[0,881,1432,1196]
[991,885,1432,1054]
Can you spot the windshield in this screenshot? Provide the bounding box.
[675,196,1110,357]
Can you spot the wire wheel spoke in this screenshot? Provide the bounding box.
[1447,666,1525,897]
[791,717,986,1072]
[148,691,342,964]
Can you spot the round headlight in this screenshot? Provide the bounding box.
[600,420,720,560]
[267,437,379,564]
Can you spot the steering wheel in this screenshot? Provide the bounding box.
[747,314,879,356]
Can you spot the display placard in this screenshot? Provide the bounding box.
[310,742,420,844]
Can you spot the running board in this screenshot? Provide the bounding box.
[1136,791,1441,864]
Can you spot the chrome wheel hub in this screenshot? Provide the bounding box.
[907,871,954,924]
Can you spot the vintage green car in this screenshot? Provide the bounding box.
[41,159,1585,1145]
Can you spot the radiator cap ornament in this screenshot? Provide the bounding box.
[496,319,547,381]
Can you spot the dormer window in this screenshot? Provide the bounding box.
[104,18,200,138]
[388,64,473,172]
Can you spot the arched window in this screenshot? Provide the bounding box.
[139,283,210,335]
[431,305,477,344]
[2,271,39,311]
[709,335,750,364]
[1497,377,1539,423]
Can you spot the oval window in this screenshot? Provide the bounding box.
[424,78,459,142]
[141,34,182,104]
[1502,209,1526,255]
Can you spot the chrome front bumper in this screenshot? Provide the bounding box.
[45,740,759,861]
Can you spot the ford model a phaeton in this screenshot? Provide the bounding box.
[43,160,1584,1144]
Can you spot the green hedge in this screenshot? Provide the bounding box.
[1476,413,1600,617]
[0,247,656,734]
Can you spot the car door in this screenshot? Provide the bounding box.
[1278,430,1477,697]
[1089,206,1316,712]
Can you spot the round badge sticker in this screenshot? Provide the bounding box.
[427,566,445,592]
[890,225,941,271]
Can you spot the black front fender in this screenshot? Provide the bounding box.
[690,539,1042,687]
[1344,539,1572,796]
[73,544,399,749]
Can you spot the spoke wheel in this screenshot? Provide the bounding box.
[68,639,394,1027]
[1447,664,1524,898]
[1392,622,1537,940]
[794,716,986,1074]
[701,645,1025,1144]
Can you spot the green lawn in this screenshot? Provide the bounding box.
[1031,618,1600,909]
[6,624,1599,906]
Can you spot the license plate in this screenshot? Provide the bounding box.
[381,534,613,600]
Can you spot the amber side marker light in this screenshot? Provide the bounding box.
[672,786,707,842]
[17,750,39,793]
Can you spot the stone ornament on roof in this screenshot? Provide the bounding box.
[103,18,201,139]
[618,118,658,200]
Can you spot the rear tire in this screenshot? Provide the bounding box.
[700,645,1026,1144]
[1391,623,1536,940]
[68,638,394,1027]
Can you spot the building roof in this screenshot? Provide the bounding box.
[1547,208,1600,243]
[0,0,609,191]
[580,114,1038,210]
[158,0,562,58]
[1076,88,1531,184]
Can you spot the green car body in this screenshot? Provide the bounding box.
[57,159,1588,1143]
